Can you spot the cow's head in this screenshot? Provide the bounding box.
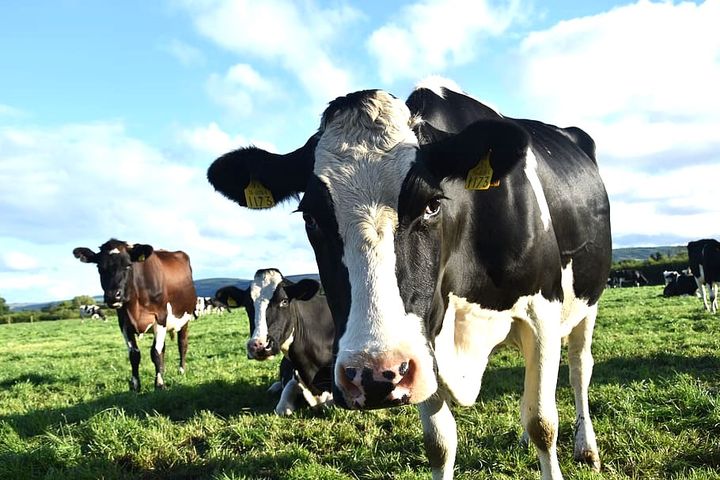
[264,278,321,354]
[73,239,154,308]
[208,89,528,409]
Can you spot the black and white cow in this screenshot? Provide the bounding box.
[688,239,720,313]
[194,296,227,317]
[214,271,333,414]
[609,269,648,288]
[263,278,334,415]
[79,304,106,322]
[208,79,611,479]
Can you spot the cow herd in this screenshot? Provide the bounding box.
[71,79,718,480]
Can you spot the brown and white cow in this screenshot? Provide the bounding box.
[207,79,611,479]
[73,239,197,391]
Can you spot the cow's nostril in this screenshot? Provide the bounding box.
[344,367,357,381]
[399,361,409,376]
[382,370,396,380]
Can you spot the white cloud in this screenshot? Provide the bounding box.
[161,38,205,66]
[367,0,524,82]
[206,63,277,116]
[517,0,720,148]
[179,0,362,103]
[177,122,276,157]
[0,252,39,272]
[0,121,317,303]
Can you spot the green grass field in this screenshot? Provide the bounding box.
[1,287,719,479]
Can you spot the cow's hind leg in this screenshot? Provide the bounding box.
[418,392,456,480]
[177,323,189,374]
[567,305,601,471]
[152,324,167,389]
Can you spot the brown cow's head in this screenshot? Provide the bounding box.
[73,239,153,308]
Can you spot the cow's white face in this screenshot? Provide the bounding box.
[308,91,438,408]
[246,269,284,360]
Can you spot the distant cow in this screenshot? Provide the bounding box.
[207,79,611,477]
[79,304,106,322]
[688,239,720,313]
[263,278,334,415]
[73,239,197,391]
[610,269,648,288]
[194,296,226,317]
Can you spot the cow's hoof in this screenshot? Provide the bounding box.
[155,382,166,390]
[178,366,185,375]
[129,380,140,392]
[519,430,530,448]
[575,449,601,471]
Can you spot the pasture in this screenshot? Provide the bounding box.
[1,287,719,479]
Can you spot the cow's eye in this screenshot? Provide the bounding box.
[279,299,289,308]
[423,198,442,220]
[303,213,318,231]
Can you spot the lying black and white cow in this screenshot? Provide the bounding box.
[79,304,106,322]
[688,239,720,313]
[663,270,698,297]
[263,278,334,415]
[214,271,333,414]
[194,296,227,317]
[208,79,611,478]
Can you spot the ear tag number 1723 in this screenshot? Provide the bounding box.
[244,180,275,209]
[465,150,500,191]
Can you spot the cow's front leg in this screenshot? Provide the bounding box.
[567,306,600,471]
[177,323,189,374]
[119,313,141,392]
[517,308,563,480]
[152,323,167,389]
[418,391,456,480]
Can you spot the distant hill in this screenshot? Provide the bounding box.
[612,245,686,263]
[9,273,322,312]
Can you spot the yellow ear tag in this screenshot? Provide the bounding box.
[244,180,275,209]
[227,298,238,307]
[465,150,500,191]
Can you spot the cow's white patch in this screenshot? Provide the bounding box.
[249,270,284,347]
[413,76,503,117]
[109,248,120,255]
[275,377,299,416]
[279,331,294,354]
[316,90,438,404]
[524,148,551,231]
[165,302,192,332]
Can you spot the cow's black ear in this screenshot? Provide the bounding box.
[420,119,530,184]
[129,244,153,262]
[285,279,320,301]
[207,134,318,209]
[73,247,97,264]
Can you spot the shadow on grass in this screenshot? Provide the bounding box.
[474,351,720,399]
[0,376,279,438]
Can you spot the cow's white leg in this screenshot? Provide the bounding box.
[152,324,167,389]
[696,267,710,311]
[275,378,300,416]
[518,302,563,480]
[710,282,718,313]
[567,305,601,471]
[418,392,456,480]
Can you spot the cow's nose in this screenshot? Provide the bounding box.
[246,338,273,360]
[335,357,415,409]
[114,290,123,300]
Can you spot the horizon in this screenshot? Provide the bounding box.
[2,1,719,304]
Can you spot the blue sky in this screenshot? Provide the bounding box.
[1,0,718,303]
